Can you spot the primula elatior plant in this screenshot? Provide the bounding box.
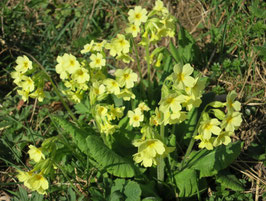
[12,1,243,199]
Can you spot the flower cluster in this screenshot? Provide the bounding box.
[156,63,206,126]
[17,145,49,194]
[11,55,44,102]
[133,139,175,167]
[194,90,242,150]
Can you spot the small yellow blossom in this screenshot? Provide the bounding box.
[198,118,221,140]
[17,171,49,195]
[137,102,150,112]
[103,78,120,95]
[28,145,45,163]
[81,40,94,54]
[149,107,163,126]
[226,90,241,113]
[17,89,29,101]
[213,131,233,147]
[26,173,49,194]
[222,112,242,131]
[115,68,138,88]
[194,135,214,150]
[62,53,80,74]
[21,76,35,92]
[108,105,125,120]
[128,6,148,26]
[125,24,140,37]
[172,63,195,89]
[132,139,166,167]
[116,88,136,101]
[90,53,106,69]
[159,94,186,113]
[72,67,90,83]
[15,55,33,73]
[128,108,144,127]
[105,34,130,57]
[94,40,107,52]
[30,88,45,102]
[11,71,25,85]
[153,0,169,15]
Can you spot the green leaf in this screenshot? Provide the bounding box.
[174,168,198,197]
[216,170,244,191]
[124,181,142,201]
[187,141,242,178]
[169,41,180,63]
[52,116,136,178]
[86,135,136,177]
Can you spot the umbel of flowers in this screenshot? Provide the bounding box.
[11,0,243,195]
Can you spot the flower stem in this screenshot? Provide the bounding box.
[131,36,142,81]
[145,42,151,87]
[157,123,165,181]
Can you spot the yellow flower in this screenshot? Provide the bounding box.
[90,82,106,104]
[153,0,169,15]
[169,111,187,124]
[226,90,241,113]
[17,171,49,195]
[17,89,29,101]
[137,102,150,112]
[11,71,25,85]
[26,173,49,194]
[159,94,186,113]
[222,112,242,131]
[21,76,35,92]
[132,139,166,167]
[56,54,80,78]
[62,53,80,74]
[17,170,32,185]
[28,145,45,163]
[198,118,221,140]
[115,68,138,88]
[128,108,144,127]
[105,34,130,57]
[109,105,125,120]
[15,55,33,73]
[114,34,130,55]
[30,88,45,102]
[184,77,206,99]
[72,67,90,83]
[116,88,136,101]
[81,40,94,54]
[103,78,120,95]
[182,94,202,111]
[99,121,117,135]
[94,40,107,52]
[213,131,233,147]
[96,105,108,118]
[172,63,195,89]
[128,6,148,26]
[149,107,163,126]
[125,24,140,37]
[55,55,68,80]
[90,53,106,69]
[194,135,214,150]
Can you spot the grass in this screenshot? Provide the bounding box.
[0,0,265,200]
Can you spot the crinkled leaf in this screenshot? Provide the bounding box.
[52,116,136,178]
[216,170,244,191]
[187,141,242,178]
[174,168,198,197]
[124,181,141,201]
